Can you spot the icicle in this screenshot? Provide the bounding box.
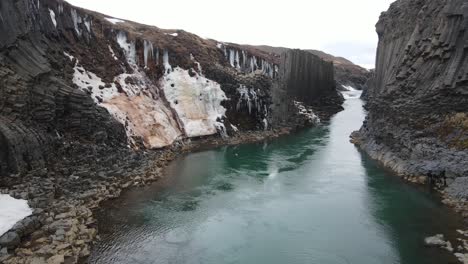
[144,40,154,68]
[49,9,57,28]
[235,50,240,69]
[116,31,137,65]
[155,48,160,65]
[229,49,235,67]
[84,19,91,32]
[71,9,82,36]
[163,50,172,73]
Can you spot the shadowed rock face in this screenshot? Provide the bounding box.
[280,50,335,104]
[353,0,468,183]
[247,45,372,90]
[271,50,343,126]
[0,0,343,174]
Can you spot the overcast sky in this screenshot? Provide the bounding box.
[66,0,395,69]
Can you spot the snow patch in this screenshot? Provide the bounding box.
[0,194,32,236]
[165,32,178,37]
[162,67,227,137]
[108,45,118,61]
[49,9,57,28]
[230,124,239,132]
[63,52,74,61]
[263,118,268,130]
[105,17,125,24]
[293,101,320,124]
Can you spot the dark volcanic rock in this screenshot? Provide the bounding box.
[0,0,343,174]
[352,0,468,187]
[271,50,343,125]
[248,45,372,91]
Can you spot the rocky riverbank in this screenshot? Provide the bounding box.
[0,127,301,264]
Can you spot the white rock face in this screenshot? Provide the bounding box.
[0,195,32,236]
[69,53,183,149]
[162,67,227,138]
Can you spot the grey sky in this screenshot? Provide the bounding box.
[66,0,395,69]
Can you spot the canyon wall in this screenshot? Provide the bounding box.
[353,0,468,188]
[0,0,341,175]
[248,45,372,91]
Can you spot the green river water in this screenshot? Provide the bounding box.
[90,92,463,264]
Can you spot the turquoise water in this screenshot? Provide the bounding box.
[90,95,462,264]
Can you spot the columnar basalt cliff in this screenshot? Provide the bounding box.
[0,1,343,261]
[352,0,468,187]
[0,0,342,177]
[247,45,372,91]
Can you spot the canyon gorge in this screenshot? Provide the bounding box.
[0,0,467,263]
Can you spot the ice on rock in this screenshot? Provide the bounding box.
[63,52,74,61]
[229,49,235,68]
[190,53,203,74]
[116,31,137,65]
[144,40,154,68]
[263,118,268,130]
[163,50,172,73]
[0,194,32,236]
[237,85,261,115]
[108,45,118,61]
[70,9,82,36]
[293,101,320,124]
[49,9,57,28]
[73,63,119,103]
[72,58,183,149]
[105,17,125,24]
[162,67,227,137]
[84,19,92,32]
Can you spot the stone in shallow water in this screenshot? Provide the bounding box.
[424,234,447,247]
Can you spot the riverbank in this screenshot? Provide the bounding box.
[0,127,295,264]
[350,132,468,263]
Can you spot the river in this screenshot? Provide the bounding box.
[90,91,463,264]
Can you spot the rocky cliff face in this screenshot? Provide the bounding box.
[0,0,341,175]
[249,45,372,91]
[353,0,468,185]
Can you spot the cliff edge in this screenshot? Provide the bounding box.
[352,0,468,189]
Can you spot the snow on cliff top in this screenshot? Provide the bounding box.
[105,17,125,24]
[0,194,32,236]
